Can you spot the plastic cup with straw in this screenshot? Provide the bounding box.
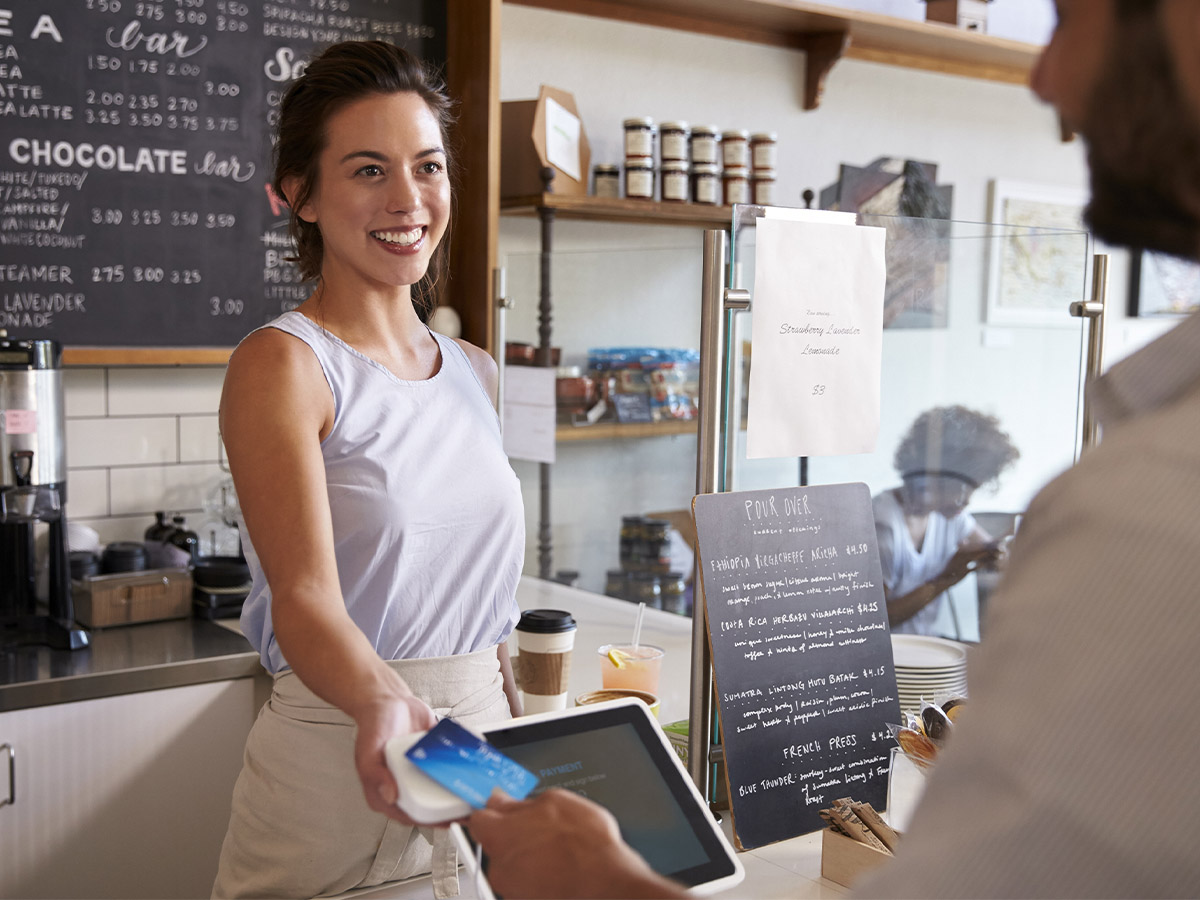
[599,601,664,693]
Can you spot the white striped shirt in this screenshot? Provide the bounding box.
[857,311,1200,898]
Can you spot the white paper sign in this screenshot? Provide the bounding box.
[746,218,887,458]
[544,97,582,183]
[503,366,557,464]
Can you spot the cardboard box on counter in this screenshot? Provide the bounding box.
[820,826,895,888]
[502,85,590,198]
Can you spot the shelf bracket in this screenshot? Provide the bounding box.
[800,30,850,111]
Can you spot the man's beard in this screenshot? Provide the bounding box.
[1082,9,1200,260]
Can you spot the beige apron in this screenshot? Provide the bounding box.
[212,647,510,899]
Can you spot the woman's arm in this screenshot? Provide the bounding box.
[220,329,436,819]
[454,337,499,407]
[885,543,999,627]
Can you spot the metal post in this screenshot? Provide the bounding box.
[688,230,727,797]
[1069,253,1109,453]
[688,230,751,800]
[493,267,511,426]
[537,168,556,580]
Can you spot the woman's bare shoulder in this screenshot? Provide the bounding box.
[452,337,498,404]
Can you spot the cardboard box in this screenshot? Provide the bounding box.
[501,86,590,198]
[820,826,895,888]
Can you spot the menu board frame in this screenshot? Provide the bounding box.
[693,482,901,850]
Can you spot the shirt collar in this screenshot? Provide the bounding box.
[1090,310,1200,427]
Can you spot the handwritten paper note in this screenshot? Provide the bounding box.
[544,96,582,183]
[503,366,556,464]
[747,219,887,459]
[693,484,900,849]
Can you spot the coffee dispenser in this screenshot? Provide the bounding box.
[0,333,88,650]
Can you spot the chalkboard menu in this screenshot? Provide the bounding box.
[0,0,444,346]
[693,483,900,850]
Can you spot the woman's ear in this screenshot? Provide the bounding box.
[281,176,317,223]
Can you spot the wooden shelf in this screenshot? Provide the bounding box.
[502,194,737,228]
[507,0,1041,107]
[63,347,232,366]
[556,419,697,441]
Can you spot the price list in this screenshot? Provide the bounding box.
[693,483,901,849]
[0,0,444,346]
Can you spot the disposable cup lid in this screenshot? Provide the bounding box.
[517,608,577,633]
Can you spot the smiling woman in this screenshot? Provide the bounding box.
[211,42,525,900]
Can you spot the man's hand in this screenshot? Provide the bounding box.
[353,694,438,823]
[467,789,686,899]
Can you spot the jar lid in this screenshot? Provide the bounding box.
[661,160,689,172]
[593,163,620,174]
[660,120,689,131]
[722,129,750,139]
[691,125,719,136]
[516,608,577,634]
[750,131,778,142]
[722,165,750,176]
[623,116,655,128]
[624,156,654,168]
[556,365,582,378]
[752,168,777,178]
[692,163,720,175]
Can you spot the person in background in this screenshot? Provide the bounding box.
[213,41,524,898]
[874,405,1019,637]
[467,1,1200,896]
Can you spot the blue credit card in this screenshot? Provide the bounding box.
[405,718,539,809]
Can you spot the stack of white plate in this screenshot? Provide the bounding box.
[890,634,968,716]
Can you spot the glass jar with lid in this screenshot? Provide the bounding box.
[722,165,750,206]
[631,572,663,609]
[623,117,656,159]
[750,132,778,170]
[660,572,687,614]
[752,169,776,206]
[640,518,671,574]
[689,125,720,166]
[722,129,750,168]
[605,569,633,602]
[593,164,620,198]
[659,121,690,162]
[691,163,720,205]
[620,515,644,570]
[661,160,689,203]
[624,156,655,200]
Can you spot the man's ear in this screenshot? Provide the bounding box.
[281,176,316,223]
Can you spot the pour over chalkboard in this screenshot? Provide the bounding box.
[0,0,444,347]
[693,482,900,850]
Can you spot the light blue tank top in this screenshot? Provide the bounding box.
[237,311,524,674]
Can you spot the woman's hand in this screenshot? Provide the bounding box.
[353,693,439,822]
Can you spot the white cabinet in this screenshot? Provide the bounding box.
[0,679,259,899]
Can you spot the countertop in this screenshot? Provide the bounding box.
[0,616,260,712]
[348,577,915,900]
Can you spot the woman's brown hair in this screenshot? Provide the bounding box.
[273,41,457,322]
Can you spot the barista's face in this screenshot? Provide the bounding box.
[1033,0,1200,259]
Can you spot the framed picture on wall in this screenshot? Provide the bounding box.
[1128,249,1200,316]
[985,180,1091,326]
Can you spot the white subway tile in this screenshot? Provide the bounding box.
[108,366,226,416]
[70,516,149,547]
[66,468,109,519]
[66,417,177,468]
[109,462,224,517]
[63,368,106,417]
[180,415,223,463]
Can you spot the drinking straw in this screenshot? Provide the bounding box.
[632,601,646,649]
